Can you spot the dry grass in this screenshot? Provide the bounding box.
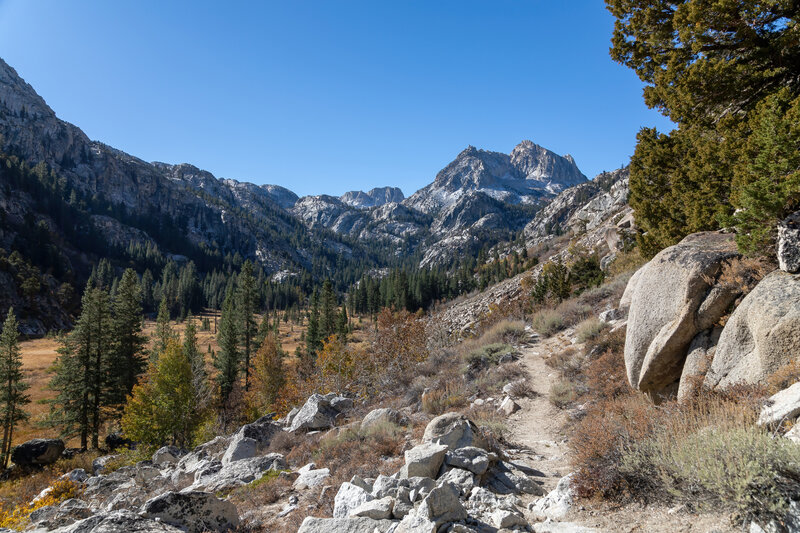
[530,309,564,337]
[549,380,577,408]
[575,318,608,343]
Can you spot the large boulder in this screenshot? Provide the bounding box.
[778,211,800,273]
[758,381,800,427]
[624,232,740,395]
[141,491,239,533]
[46,510,184,532]
[333,482,374,519]
[11,438,65,467]
[188,453,286,492]
[290,393,350,432]
[415,482,467,527]
[422,412,487,451]
[530,473,574,520]
[706,270,800,389]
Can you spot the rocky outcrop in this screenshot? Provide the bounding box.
[422,412,488,451]
[340,187,405,209]
[623,232,740,396]
[778,211,800,273]
[11,438,65,467]
[705,270,800,389]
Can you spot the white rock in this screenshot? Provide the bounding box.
[529,473,574,520]
[401,442,448,479]
[333,482,374,519]
[348,496,394,520]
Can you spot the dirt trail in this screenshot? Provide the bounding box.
[503,331,737,533]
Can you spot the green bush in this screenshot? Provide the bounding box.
[465,343,515,368]
[575,318,608,344]
[549,380,576,408]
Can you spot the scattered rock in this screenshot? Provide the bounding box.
[142,491,239,533]
[152,446,183,466]
[759,381,800,427]
[422,412,487,451]
[91,454,119,476]
[293,465,331,490]
[445,446,492,475]
[290,393,350,432]
[706,270,800,390]
[598,308,622,323]
[415,482,467,527]
[11,438,65,467]
[401,442,448,479]
[189,453,286,492]
[333,482,374,519]
[529,473,574,520]
[349,496,394,519]
[221,416,282,464]
[484,461,544,495]
[498,396,521,416]
[46,509,184,532]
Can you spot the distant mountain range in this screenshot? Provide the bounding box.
[0,55,625,329]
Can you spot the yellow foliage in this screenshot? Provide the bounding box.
[0,479,80,529]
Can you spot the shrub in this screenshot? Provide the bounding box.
[478,319,526,345]
[555,300,592,327]
[767,359,800,395]
[0,479,80,529]
[584,348,631,402]
[464,343,515,370]
[422,381,468,415]
[575,318,608,343]
[531,310,564,337]
[549,380,577,408]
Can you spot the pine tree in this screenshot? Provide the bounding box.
[184,318,210,410]
[153,298,173,361]
[0,308,29,468]
[306,289,321,357]
[109,269,146,409]
[337,305,348,341]
[49,285,113,449]
[321,280,336,338]
[237,260,258,391]
[247,332,286,416]
[214,288,240,407]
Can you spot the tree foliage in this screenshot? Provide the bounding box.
[0,308,29,468]
[607,0,800,258]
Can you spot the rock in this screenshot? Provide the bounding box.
[395,513,438,533]
[45,510,184,532]
[11,438,65,466]
[618,266,644,312]
[438,467,476,495]
[706,270,800,390]
[759,382,800,426]
[141,491,239,533]
[60,468,88,483]
[92,454,120,476]
[221,416,282,464]
[498,397,521,416]
[188,453,286,492]
[372,474,404,498]
[598,308,622,323]
[786,424,800,443]
[445,446,491,475]
[30,498,92,529]
[105,432,133,451]
[778,211,800,273]
[624,232,740,395]
[401,442,448,479]
[484,461,544,495]
[490,508,528,528]
[298,517,396,533]
[293,466,331,490]
[333,482,374,519]
[529,473,574,520]
[360,408,409,432]
[290,393,349,432]
[152,446,183,466]
[422,412,488,451]
[416,482,467,527]
[677,328,721,402]
[349,496,394,519]
[350,474,373,492]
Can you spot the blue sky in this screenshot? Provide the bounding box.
[0,0,673,197]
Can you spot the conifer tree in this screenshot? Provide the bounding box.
[321,280,336,338]
[337,305,348,341]
[153,298,173,361]
[0,308,29,468]
[247,332,286,415]
[109,269,146,408]
[214,288,240,407]
[50,285,113,449]
[184,318,210,409]
[237,260,258,391]
[305,289,321,357]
